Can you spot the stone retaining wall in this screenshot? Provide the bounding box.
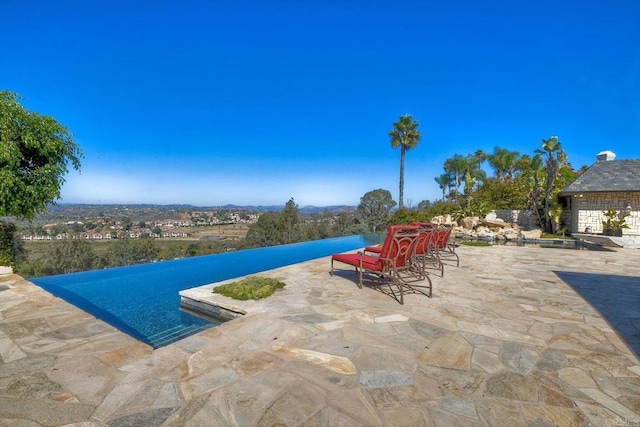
[493,209,539,230]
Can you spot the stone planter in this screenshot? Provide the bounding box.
[603,229,623,237]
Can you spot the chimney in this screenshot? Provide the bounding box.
[596,150,616,161]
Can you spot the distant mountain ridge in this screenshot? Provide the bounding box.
[19,203,355,224]
[219,204,355,214]
[51,203,355,214]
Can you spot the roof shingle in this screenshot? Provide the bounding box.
[561,159,640,194]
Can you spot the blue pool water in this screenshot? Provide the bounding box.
[31,234,383,348]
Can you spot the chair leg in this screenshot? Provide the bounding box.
[424,274,433,298]
[393,275,405,305]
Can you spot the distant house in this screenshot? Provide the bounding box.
[559,151,640,235]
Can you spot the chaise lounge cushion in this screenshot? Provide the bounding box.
[331,252,382,272]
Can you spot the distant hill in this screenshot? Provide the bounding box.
[26,203,356,223]
[218,204,355,214]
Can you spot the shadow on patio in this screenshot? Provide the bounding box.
[555,270,640,357]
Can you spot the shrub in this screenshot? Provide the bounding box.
[213,276,286,300]
[388,208,433,225]
[0,220,24,267]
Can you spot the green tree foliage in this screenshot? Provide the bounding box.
[0,220,24,266]
[246,212,285,247]
[417,200,431,210]
[281,198,299,244]
[388,208,433,225]
[357,189,396,232]
[302,212,332,241]
[443,154,467,199]
[106,237,159,267]
[434,173,452,202]
[158,244,187,260]
[486,147,521,181]
[425,200,460,218]
[330,210,364,236]
[121,217,133,231]
[246,198,303,246]
[245,200,361,247]
[389,114,421,209]
[39,239,99,275]
[462,150,487,194]
[535,136,569,232]
[0,91,82,219]
[472,177,529,210]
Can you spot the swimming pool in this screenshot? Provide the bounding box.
[31,234,383,348]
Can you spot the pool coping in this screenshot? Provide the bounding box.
[179,275,268,321]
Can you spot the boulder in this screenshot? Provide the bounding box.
[476,226,496,240]
[521,229,543,239]
[480,218,508,228]
[485,211,498,221]
[457,229,475,239]
[461,217,476,230]
[502,228,520,241]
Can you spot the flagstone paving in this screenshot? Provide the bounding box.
[1,245,639,426]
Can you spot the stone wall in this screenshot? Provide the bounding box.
[493,210,539,230]
[476,193,640,235]
[570,192,640,235]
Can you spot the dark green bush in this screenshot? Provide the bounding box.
[0,220,24,266]
[388,208,433,225]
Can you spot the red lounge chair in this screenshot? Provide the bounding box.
[409,222,442,277]
[331,225,432,304]
[365,222,441,277]
[431,224,460,273]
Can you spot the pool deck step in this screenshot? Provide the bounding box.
[147,323,212,347]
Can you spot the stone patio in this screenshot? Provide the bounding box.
[1,245,639,426]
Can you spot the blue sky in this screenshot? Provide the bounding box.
[3,0,639,207]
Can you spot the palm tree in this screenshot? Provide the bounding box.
[443,154,467,199]
[487,147,520,181]
[463,150,487,194]
[434,173,452,201]
[389,114,421,210]
[527,154,545,227]
[535,136,567,232]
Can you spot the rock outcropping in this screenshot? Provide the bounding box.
[430,214,543,241]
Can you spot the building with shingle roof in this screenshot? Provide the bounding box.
[559,151,640,235]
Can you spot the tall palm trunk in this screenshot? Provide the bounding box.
[399,146,406,209]
[544,160,558,232]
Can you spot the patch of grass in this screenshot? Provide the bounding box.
[213,276,286,300]
[540,233,573,240]
[459,241,492,247]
